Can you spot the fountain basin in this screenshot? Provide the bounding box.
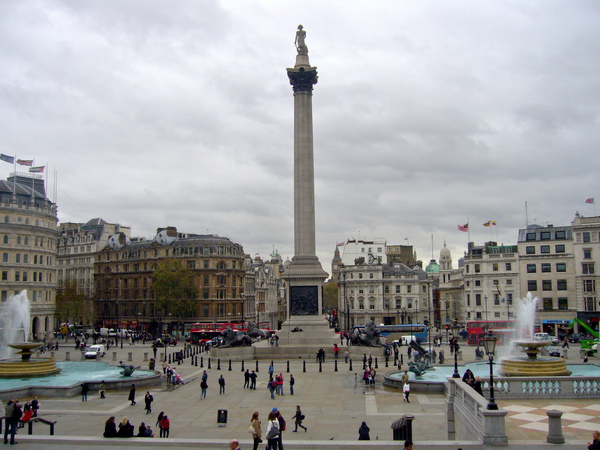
[0,357,61,378]
[499,355,572,377]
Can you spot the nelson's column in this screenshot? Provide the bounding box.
[282,25,329,330]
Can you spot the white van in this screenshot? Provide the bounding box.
[533,332,551,341]
[85,344,106,359]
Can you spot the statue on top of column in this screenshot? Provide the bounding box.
[295,25,308,54]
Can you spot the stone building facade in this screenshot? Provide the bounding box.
[93,227,245,336]
[0,174,58,340]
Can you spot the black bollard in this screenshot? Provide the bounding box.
[200,356,204,368]
[168,354,171,364]
[195,356,198,367]
[375,357,378,369]
[256,360,259,372]
[319,361,322,372]
[401,354,404,365]
[217,358,221,370]
[335,359,338,372]
[349,359,353,371]
[241,360,245,372]
[303,360,306,373]
[287,361,290,373]
[394,354,398,365]
[228,359,232,371]
[208,358,212,369]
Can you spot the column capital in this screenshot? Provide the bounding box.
[287,67,318,93]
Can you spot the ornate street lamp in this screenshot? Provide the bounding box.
[452,333,460,378]
[482,330,498,410]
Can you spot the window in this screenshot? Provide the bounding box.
[474,264,480,273]
[583,279,596,293]
[475,280,481,287]
[369,273,373,279]
[527,264,536,273]
[556,263,566,272]
[506,279,513,285]
[466,294,470,306]
[15,254,20,263]
[526,246,535,254]
[395,299,401,308]
[583,232,591,243]
[368,286,374,294]
[494,312,501,318]
[542,280,552,291]
[494,294,500,305]
[492,263,499,272]
[358,273,363,279]
[557,279,567,291]
[369,299,375,310]
[583,263,595,275]
[359,301,364,310]
[555,230,566,239]
[14,271,20,282]
[395,286,401,294]
[540,245,550,254]
[540,231,551,240]
[505,263,512,271]
[475,294,481,306]
[384,285,389,294]
[585,297,597,311]
[584,249,592,259]
[1,271,7,281]
[541,263,551,273]
[407,285,412,293]
[2,253,7,263]
[203,289,209,299]
[526,232,536,241]
[558,298,568,310]
[2,235,7,244]
[543,298,553,311]
[528,280,538,291]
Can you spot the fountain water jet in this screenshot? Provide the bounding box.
[0,291,60,378]
[499,293,571,376]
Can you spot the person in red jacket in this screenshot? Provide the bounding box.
[159,414,170,438]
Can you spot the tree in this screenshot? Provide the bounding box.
[323,281,339,312]
[151,259,197,338]
[55,278,93,326]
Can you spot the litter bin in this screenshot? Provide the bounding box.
[391,414,414,441]
[217,409,227,427]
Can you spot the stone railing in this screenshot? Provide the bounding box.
[483,375,600,399]
[446,378,508,446]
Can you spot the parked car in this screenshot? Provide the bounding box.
[533,332,551,341]
[84,344,106,359]
[546,346,561,357]
[569,333,583,343]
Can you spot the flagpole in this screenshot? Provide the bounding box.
[467,217,470,243]
[12,155,16,195]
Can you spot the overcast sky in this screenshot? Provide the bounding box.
[1,1,599,273]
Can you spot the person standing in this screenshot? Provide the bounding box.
[292,405,307,432]
[344,350,349,363]
[289,374,295,395]
[3,398,21,445]
[273,407,286,450]
[244,369,250,389]
[250,370,257,390]
[588,430,600,450]
[250,411,262,450]
[202,370,208,383]
[276,373,284,395]
[99,381,106,399]
[358,421,370,440]
[219,375,226,395]
[81,382,89,402]
[403,381,410,402]
[201,378,208,399]
[144,391,154,414]
[265,411,280,450]
[31,395,40,417]
[128,384,136,405]
[333,343,339,359]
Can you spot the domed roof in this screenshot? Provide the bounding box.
[425,259,439,273]
[440,241,451,258]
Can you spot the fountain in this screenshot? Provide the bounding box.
[499,293,571,376]
[0,291,61,378]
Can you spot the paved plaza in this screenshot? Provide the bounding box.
[2,340,597,449]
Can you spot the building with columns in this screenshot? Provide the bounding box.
[0,173,58,340]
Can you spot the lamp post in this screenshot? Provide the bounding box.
[452,322,460,378]
[482,330,498,410]
[484,295,488,321]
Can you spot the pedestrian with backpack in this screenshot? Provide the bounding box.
[292,405,307,432]
[272,407,286,449]
[4,398,22,445]
[265,411,280,450]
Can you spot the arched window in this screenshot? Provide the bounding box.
[2,235,7,244]
[16,236,21,245]
[24,237,29,245]
[2,253,8,263]
[16,254,20,263]
[3,216,8,223]
[23,254,28,263]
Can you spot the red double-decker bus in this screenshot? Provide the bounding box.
[466,320,515,346]
[189,322,275,344]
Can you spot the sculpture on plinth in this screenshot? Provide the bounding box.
[219,327,252,348]
[351,321,382,347]
[118,361,136,377]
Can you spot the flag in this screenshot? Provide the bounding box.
[483,221,491,227]
[337,242,345,246]
[29,166,45,173]
[458,224,469,232]
[0,154,14,164]
[491,220,497,226]
[586,198,595,204]
[17,159,33,166]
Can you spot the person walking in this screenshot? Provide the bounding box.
[344,350,349,363]
[562,336,570,349]
[81,382,89,402]
[292,405,307,432]
[219,375,226,395]
[144,391,154,414]
[403,380,411,402]
[250,370,257,390]
[201,378,208,399]
[265,411,280,450]
[289,374,295,395]
[358,421,370,440]
[250,411,262,450]
[128,384,136,405]
[99,381,106,399]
